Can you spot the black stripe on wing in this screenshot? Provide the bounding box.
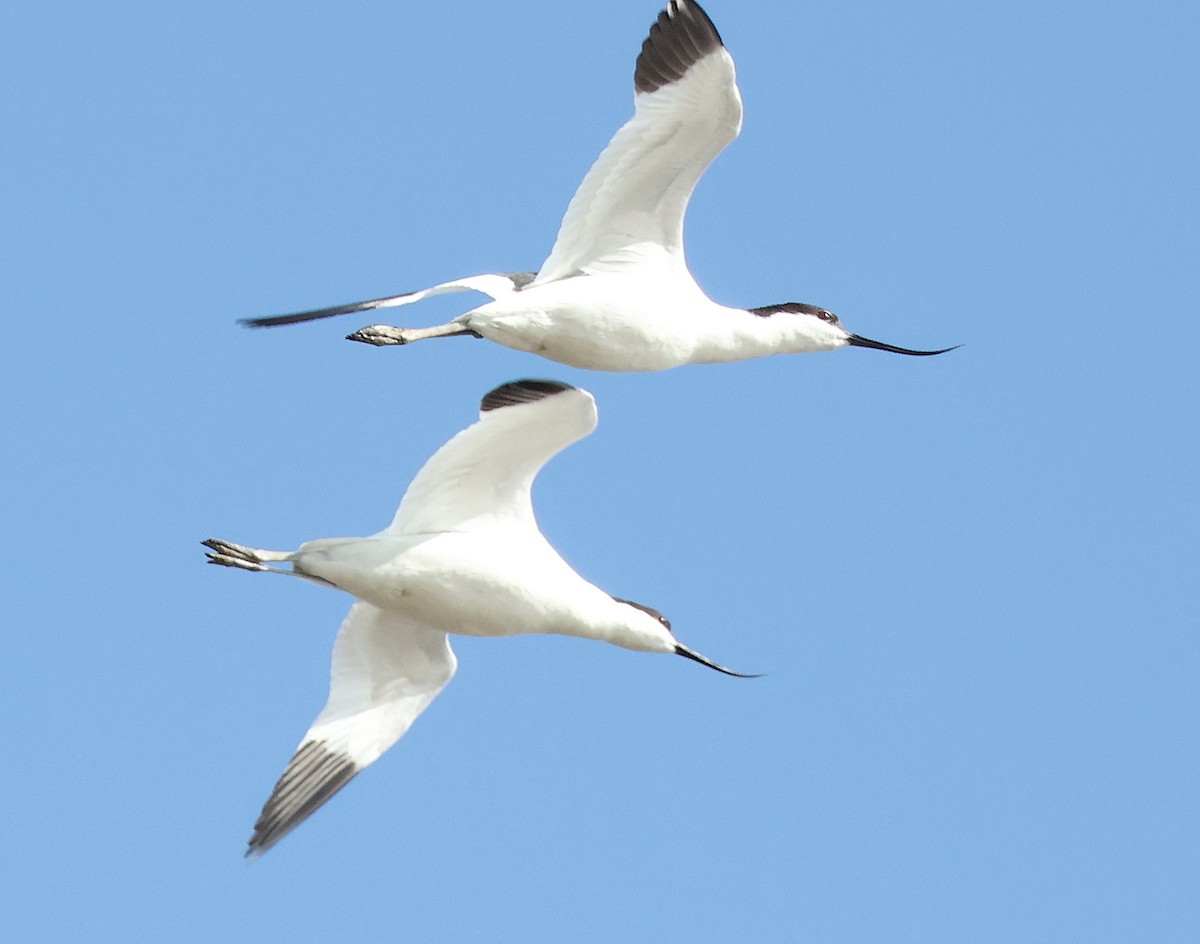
[240,294,416,328]
[634,0,724,95]
[481,380,574,412]
[246,740,359,857]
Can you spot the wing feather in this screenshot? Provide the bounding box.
[246,602,456,856]
[241,273,533,328]
[386,381,597,535]
[534,0,742,283]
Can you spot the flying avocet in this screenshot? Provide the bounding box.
[204,380,754,856]
[243,0,954,371]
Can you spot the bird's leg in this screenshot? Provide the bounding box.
[202,539,291,573]
[345,323,482,347]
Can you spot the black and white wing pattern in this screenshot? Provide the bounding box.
[240,273,535,328]
[534,0,742,283]
[246,602,456,856]
[385,380,598,535]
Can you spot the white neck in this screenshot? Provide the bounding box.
[549,591,675,654]
[683,304,842,364]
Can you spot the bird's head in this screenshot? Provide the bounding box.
[613,598,760,678]
[748,302,957,357]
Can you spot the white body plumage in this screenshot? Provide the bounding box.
[457,273,847,371]
[245,0,953,367]
[204,380,747,857]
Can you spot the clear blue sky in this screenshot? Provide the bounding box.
[2,0,1196,940]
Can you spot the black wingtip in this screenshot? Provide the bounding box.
[239,293,417,329]
[635,0,724,95]
[480,380,575,413]
[245,741,360,858]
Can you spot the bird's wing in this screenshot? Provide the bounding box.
[387,380,597,535]
[240,272,536,328]
[533,0,742,284]
[246,601,457,857]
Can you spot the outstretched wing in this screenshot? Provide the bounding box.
[533,0,742,284]
[241,272,536,328]
[386,380,598,535]
[246,602,456,857]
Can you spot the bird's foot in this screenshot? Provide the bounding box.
[346,324,411,346]
[202,538,286,572]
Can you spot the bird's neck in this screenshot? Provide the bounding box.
[686,305,811,364]
[549,592,675,654]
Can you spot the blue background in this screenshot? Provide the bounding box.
[3,0,1196,940]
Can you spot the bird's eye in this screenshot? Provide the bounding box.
[818,309,838,323]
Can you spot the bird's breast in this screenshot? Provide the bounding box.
[304,531,611,639]
[462,276,706,371]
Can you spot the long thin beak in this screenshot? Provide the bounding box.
[675,643,761,678]
[846,334,960,356]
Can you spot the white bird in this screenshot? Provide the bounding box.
[242,0,954,370]
[204,380,753,857]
